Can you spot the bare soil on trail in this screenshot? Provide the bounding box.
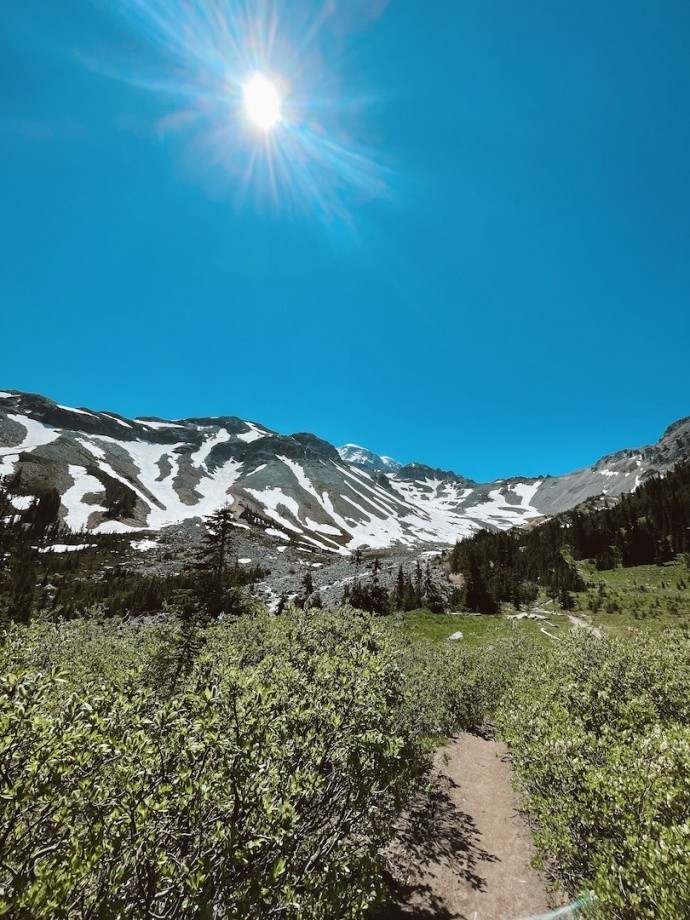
[379,732,553,920]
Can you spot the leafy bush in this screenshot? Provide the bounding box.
[498,633,690,919]
[390,630,538,739]
[0,611,430,918]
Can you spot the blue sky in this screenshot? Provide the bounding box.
[1,0,689,481]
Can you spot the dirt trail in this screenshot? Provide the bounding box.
[380,732,553,920]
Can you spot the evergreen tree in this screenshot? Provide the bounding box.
[150,602,207,693]
[463,557,499,615]
[276,592,289,615]
[366,557,389,615]
[194,505,237,617]
[23,488,61,539]
[394,565,405,610]
[414,560,423,607]
[0,481,37,625]
[423,562,433,599]
[298,572,315,610]
[352,548,364,585]
[9,541,36,624]
[421,562,444,612]
[310,591,323,609]
[347,557,389,614]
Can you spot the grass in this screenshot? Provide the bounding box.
[392,559,690,649]
[574,558,690,638]
[397,609,547,646]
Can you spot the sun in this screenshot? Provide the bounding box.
[242,74,282,130]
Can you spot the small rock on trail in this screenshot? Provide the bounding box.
[380,732,553,920]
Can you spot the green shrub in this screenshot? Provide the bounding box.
[387,629,539,741]
[498,633,690,919]
[0,611,428,918]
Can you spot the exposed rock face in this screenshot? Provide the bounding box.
[395,463,475,487]
[1,389,688,553]
[529,416,690,516]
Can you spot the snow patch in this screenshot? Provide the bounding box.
[246,487,303,533]
[89,435,243,528]
[10,496,33,511]
[77,438,107,460]
[266,528,290,542]
[57,404,95,417]
[191,429,231,467]
[304,517,343,536]
[512,480,542,506]
[95,520,139,535]
[62,466,107,531]
[0,415,61,477]
[101,414,133,428]
[137,420,186,430]
[131,538,158,552]
[236,423,266,443]
[38,543,96,554]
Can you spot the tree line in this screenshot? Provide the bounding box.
[450,462,690,612]
[0,483,266,626]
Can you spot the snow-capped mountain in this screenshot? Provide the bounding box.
[1,390,688,553]
[337,444,402,473]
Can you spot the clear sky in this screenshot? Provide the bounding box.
[1,0,689,481]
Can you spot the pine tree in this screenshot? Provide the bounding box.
[9,541,36,624]
[352,548,364,585]
[509,575,522,611]
[24,488,61,539]
[276,592,289,614]
[298,572,315,609]
[463,557,498,615]
[558,585,575,610]
[366,557,389,615]
[423,563,445,613]
[194,505,236,617]
[347,557,389,614]
[414,560,423,608]
[148,602,207,693]
[394,565,405,610]
[423,562,433,598]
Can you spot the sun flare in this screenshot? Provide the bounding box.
[110,1,388,220]
[242,74,282,130]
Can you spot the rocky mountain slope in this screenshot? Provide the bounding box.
[1,390,688,553]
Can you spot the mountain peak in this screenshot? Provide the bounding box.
[337,444,402,473]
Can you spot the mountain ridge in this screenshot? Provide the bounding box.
[2,389,688,553]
